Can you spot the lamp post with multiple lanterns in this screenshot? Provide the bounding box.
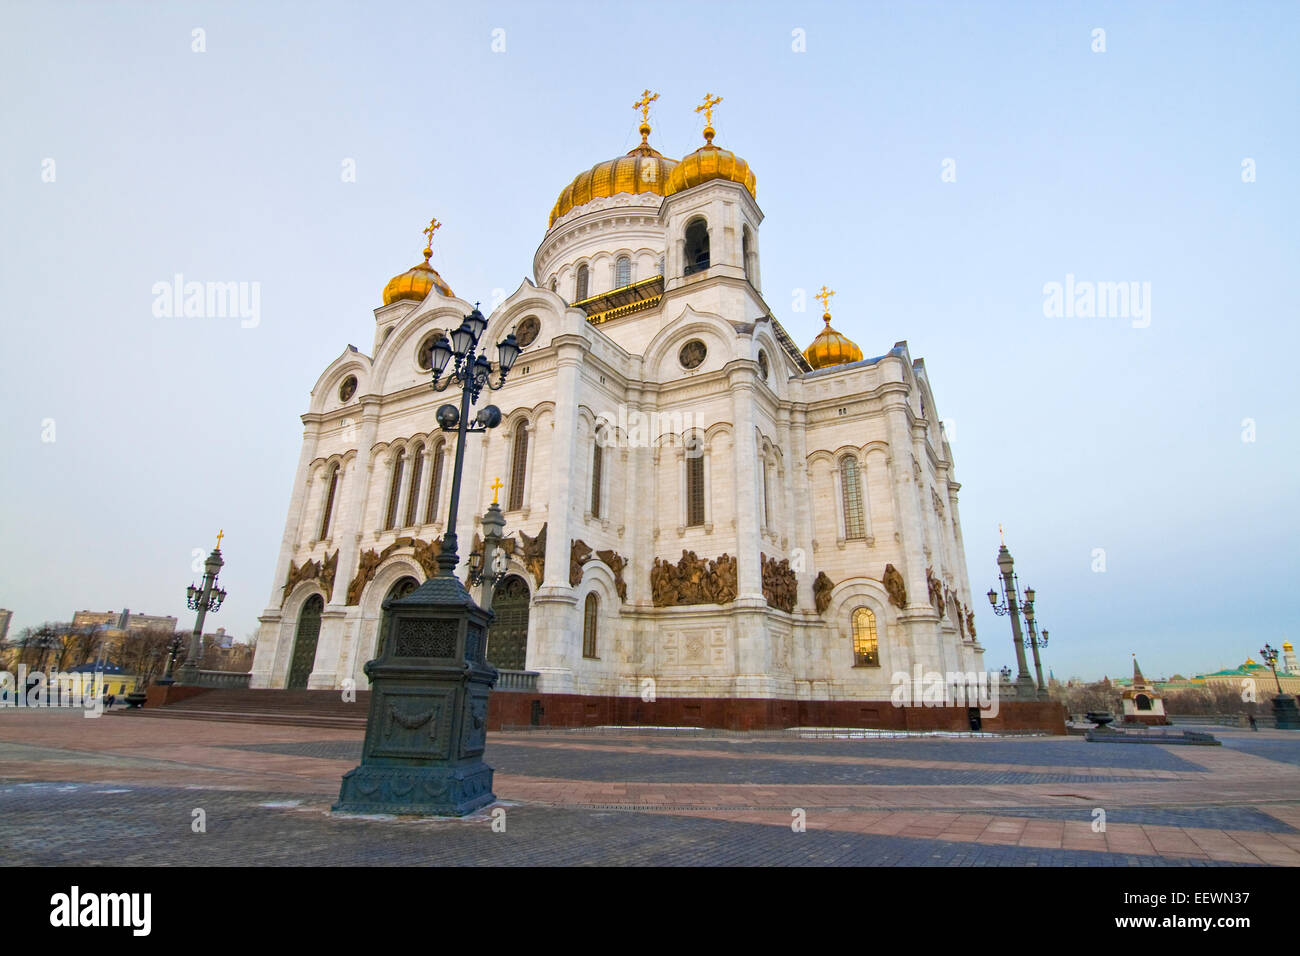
[335,302,524,816]
[1259,643,1299,729]
[987,538,1041,702]
[173,533,227,685]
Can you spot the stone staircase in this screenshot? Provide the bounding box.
[116,689,369,730]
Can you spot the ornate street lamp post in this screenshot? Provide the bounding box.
[1260,643,1298,729]
[172,532,227,686]
[987,538,1039,701]
[335,304,522,816]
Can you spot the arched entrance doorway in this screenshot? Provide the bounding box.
[287,594,324,689]
[486,574,529,670]
[374,575,420,660]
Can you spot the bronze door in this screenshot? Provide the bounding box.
[287,594,323,689]
[486,574,529,671]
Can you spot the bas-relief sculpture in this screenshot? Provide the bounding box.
[346,536,442,606]
[883,563,907,609]
[813,571,834,615]
[651,550,737,607]
[282,549,339,604]
[761,552,797,613]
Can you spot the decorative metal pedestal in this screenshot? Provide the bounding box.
[334,572,498,816]
[1273,694,1300,730]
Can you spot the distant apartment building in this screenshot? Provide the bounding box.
[71,610,178,633]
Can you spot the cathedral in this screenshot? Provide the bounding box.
[250,93,988,723]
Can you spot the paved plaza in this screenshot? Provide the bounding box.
[2,711,1299,866]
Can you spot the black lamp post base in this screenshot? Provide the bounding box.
[334,762,494,816]
[1273,694,1300,730]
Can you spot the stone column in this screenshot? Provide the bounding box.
[251,420,322,688]
[533,336,584,691]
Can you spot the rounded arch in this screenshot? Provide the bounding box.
[287,593,325,689]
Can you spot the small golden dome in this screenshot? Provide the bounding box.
[803,287,862,369]
[548,141,678,229]
[383,219,454,306]
[1284,642,1294,651]
[664,136,756,199]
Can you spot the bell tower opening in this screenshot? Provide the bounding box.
[683,218,709,275]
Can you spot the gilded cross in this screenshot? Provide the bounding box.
[490,476,503,505]
[999,523,1005,545]
[634,89,658,125]
[422,217,441,258]
[215,529,225,550]
[816,285,835,317]
[695,92,722,129]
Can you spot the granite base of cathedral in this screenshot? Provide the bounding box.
[490,693,1067,734]
[140,686,1066,734]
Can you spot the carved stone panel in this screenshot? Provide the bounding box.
[650,551,737,606]
[761,553,798,612]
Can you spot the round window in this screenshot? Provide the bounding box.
[679,340,707,370]
[339,376,357,402]
[516,316,541,348]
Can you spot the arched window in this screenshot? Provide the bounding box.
[582,593,598,658]
[852,607,879,667]
[742,225,753,281]
[384,448,405,530]
[319,464,339,539]
[375,576,420,659]
[840,456,866,539]
[508,426,529,511]
[615,255,631,287]
[684,218,709,274]
[425,441,445,524]
[549,277,557,293]
[591,434,604,519]
[686,438,705,527]
[575,264,589,301]
[404,443,424,527]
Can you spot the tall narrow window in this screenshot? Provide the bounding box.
[508,427,529,511]
[582,593,598,658]
[840,456,866,539]
[404,443,424,526]
[575,264,589,301]
[319,464,339,539]
[852,607,879,667]
[615,255,631,287]
[742,226,753,281]
[425,441,445,524]
[686,446,705,526]
[591,436,604,518]
[385,448,405,530]
[761,457,770,527]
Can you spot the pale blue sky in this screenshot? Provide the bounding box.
[1,1,1296,681]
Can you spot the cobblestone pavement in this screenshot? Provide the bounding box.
[1,710,1297,866]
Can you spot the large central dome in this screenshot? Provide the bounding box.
[548,137,678,228]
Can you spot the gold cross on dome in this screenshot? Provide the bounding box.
[490,476,503,505]
[634,89,658,125]
[816,285,835,318]
[215,529,225,550]
[422,217,441,259]
[695,93,722,129]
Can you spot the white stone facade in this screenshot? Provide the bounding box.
[251,167,985,701]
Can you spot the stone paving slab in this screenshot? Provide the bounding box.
[1,710,1297,866]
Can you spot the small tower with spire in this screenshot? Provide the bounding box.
[1121,654,1169,725]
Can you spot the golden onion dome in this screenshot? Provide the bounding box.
[665,139,756,199]
[1285,642,1294,651]
[803,288,863,369]
[548,134,678,229]
[383,219,454,306]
